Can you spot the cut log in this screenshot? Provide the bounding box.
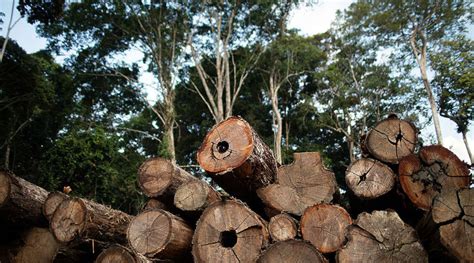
[268,213,297,242]
[300,204,352,253]
[12,227,60,263]
[257,240,327,263]
[127,209,193,260]
[43,191,68,221]
[365,115,417,164]
[345,158,395,199]
[431,188,473,262]
[142,198,169,211]
[336,210,427,263]
[399,145,470,211]
[95,245,157,263]
[50,197,132,244]
[197,116,278,202]
[138,157,194,198]
[192,199,269,263]
[257,152,337,216]
[174,180,221,212]
[0,170,48,226]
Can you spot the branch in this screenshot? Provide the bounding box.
[115,127,161,142]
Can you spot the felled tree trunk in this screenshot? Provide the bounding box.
[50,197,132,245]
[345,158,395,199]
[268,213,298,242]
[197,116,278,203]
[257,152,337,216]
[127,209,193,260]
[365,115,417,164]
[257,240,327,263]
[337,210,427,262]
[0,170,48,226]
[192,199,269,263]
[300,204,352,254]
[43,191,68,221]
[399,145,470,211]
[174,180,221,212]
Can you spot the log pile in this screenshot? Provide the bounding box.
[0,114,471,262]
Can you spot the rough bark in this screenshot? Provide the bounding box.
[0,170,48,227]
[192,199,269,263]
[345,158,395,199]
[399,145,470,211]
[257,152,337,216]
[127,209,193,260]
[365,116,417,164]
[300,204,352,254]
[174,180,221,212]
[50,197,132,244]
[197,116,278,204]
[257,240,327,263]
[43,191,68,221]
[336,210,427,263]
[268,213,298,242]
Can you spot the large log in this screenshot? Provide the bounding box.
[43,191,68,221]
[12,227,60,263]
[300,204,352,254]
[0,170,48,226]
[50,197,132,244]
[399,145,470,211]
[174,180,221,212]
[257,240,327,263]
[268,213,298,242]
[257,152,337,216]
[336,210,427,263]
[127,209,193,260]
[197,116,278,203]
[345,158,395,199]
[192,199,269,263]
[365,115,417,164]
[95,245,158,263]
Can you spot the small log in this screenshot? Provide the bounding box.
[345,158,395,199]
[192,199,269,263]
[50,197,132,244]
[95,245,156,263]
[12,227,60,263]
[399,145,470,211]
[257,240,327,263]
[268,213,298,242]
[365,115,417,164]
[138,157,194,198]
[300,204,352,253]
[197,116,278,202]
[174,180,221,212]
[0,170,48,226]
[43,191,68,221]
[142,198,169,211]
[337,210,427,262]
[127,209,193,260]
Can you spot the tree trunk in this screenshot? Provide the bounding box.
[192,200,269,263]
[345,158,395,199]
[300,204,352,254]
[43,191,68,221]
[462,130,474,164]
[174,180,221,212]
[399,145,470,211]
[50,197,132,245]
[268,213,298,242]
[197,116,278,204]
[270,80,283,164]
[163,124,176,164]
[127,209,192,260]
[365,115,417,164]
[258,240,327,263]
[336,210,428,262]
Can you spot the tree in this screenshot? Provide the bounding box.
[343,0,471,145]
[432,35,474,164]
[0,0,21,63]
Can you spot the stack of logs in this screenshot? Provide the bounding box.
[0,115,472,262]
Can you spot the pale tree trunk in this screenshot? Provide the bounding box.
[270,76,283,164]
[0,0,20,63]
[462,130,474,165]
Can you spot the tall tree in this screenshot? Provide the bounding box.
[0,0,21,63]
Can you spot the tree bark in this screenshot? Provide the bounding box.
[336,210,427,263]
[43,191,68,221]
[345,158,395,199]
[270,77,283,164]
[462,130,474,164]
[50,197,132,245]
[257,240,327,263]
[174,180,221,212]
[163,123,176,165]
[192,199,269,263]
[127,209,192,260]
[268,213,298,242]
[399,145,470,211]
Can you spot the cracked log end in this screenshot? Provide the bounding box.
[174,180,220,212]
[257,240,327,263]
[268,213,297,242]
[43,192,68,221]
[192,200,269,263]
[127,209,192,259]
[337,210,428,263]
[13,228,60,263]
[95,246,136,263]
[399,145,470,211]
[50,198,87,243]
[300,204,352,253]
[345,158,395,199]
[365,117,417,164]
[0,170,11,207]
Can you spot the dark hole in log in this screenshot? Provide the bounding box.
[396,132,403,142]
[357,173,368,185]
[217,141,229,153]
[220,230,237,248]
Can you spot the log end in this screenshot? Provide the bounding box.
[257,240,327,263]
[0,170,12,207]
[268,214,297,242]
[95,246,136,263]
[13,228,60,263]
[174,180,212,211]
[137,157,175,197]
[50,198,87,243]
[345,158,395,199]
[43,192,68,221]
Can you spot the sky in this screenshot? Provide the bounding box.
[1,0,473,164]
